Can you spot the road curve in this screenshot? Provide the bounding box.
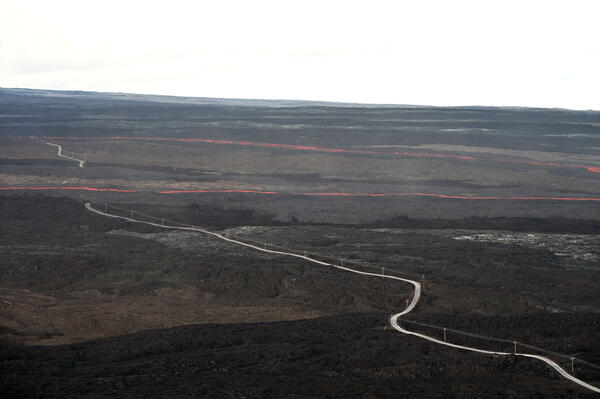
[84,202,600,394]
[46,142,85,167]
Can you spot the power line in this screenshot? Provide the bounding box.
[82,199,600,392]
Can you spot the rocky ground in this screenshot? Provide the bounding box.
[0,195,599,397]
[1,89,600,397]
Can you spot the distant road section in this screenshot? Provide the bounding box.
[84,201,600,394]
[38,135,600,175]
[45,142,85,167]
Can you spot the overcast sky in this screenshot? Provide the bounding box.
[2,0,599,109]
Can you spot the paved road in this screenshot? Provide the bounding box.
[85,202,600,394]
[46,142,85,167]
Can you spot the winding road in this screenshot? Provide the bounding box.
[84,202,600,394]
[46,142,85,167]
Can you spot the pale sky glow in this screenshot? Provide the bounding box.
[2,0,600,109]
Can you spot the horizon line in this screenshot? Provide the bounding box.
[2,86,599,113]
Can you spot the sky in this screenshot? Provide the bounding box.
[2,0,600,110]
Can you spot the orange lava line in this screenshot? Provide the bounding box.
[156,189,278,194]
[36,136,600,174]
[3,186,599,201]
[587,166,600,174]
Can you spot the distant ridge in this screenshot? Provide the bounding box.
[0,87,402,108]
[1,87,598,113]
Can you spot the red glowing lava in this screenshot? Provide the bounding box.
[156,189,278,194]
[37,136,600,175]
[2,186,599,201]
[587,166,600,174]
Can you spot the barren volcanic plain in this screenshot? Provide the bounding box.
[1,88,600,397]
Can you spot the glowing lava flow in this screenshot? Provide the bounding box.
[36,136,600,175]
[157,189,278,194]
[4,187,599,201]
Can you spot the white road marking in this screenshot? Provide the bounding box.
[85,202,600,394]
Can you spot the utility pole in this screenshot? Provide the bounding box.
[443,327,447,342]
[571,357,575,372]
[131,210,134,218]
[514,341,518,354]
